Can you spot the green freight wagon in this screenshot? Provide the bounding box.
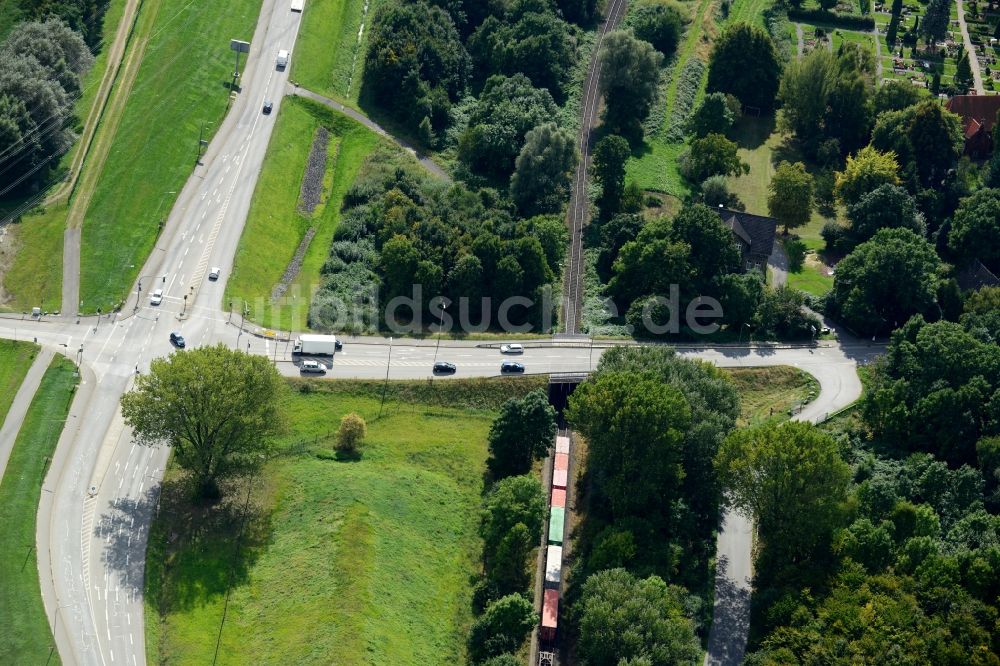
[548,506,565,545]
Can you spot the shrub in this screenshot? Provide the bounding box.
[664,58,707,142]
[335,412,367,454]
[821,220,852,254]
[785,238,807,272]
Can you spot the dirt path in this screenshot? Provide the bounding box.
[61,0,164,315]
[796,23,803,57]
[287,84,451,181]
[956,0,986,94]
[562,0,629,335]
[873,26,883,80]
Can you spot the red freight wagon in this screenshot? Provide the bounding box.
[551,487,566,508]
[554,453,569,472]
[552,468,568,489]
[541,588,559,641]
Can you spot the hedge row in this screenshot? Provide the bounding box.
[787,8,875,30]
[664,57,707,143]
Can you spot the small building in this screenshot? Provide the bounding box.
[944,95,1000,159]
[715,207,778,274]
[956,258,1000,292]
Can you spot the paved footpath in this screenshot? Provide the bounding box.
[0,348,55,482]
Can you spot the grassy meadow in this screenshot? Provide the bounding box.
[0,339,37,421]
[225,96,383,331]
[0,357,78,664]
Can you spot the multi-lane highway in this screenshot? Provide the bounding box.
[0,0,876,663]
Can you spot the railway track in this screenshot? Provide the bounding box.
[561,0,630,335]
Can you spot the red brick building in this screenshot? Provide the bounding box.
[944,95,1000,159]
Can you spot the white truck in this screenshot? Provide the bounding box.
[276,49,289,69]
[293,334,339,355]
[290,0,304,11]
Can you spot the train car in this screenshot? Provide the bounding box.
[551,487,566,509]
[552,468,568,490]
[541,588,559,641]
[555,435,570,454]
[545,545,563,586]
[548,506,565,545]
[554,452,569,472]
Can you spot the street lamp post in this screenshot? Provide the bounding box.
[432,302,447,368]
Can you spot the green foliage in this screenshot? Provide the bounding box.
[872,80,927,116]
[488,522,534,596]
[954,49,974,94]
[459,73,558,178]
[576,568,701,666]
[467,594,535,663]
[121,345,286,498]
[678,133,748,183]
[831,228,943,336]
[834,146,900,207]
[778,45,874,158]
[718,271,764,327]
[846,183,925,246]
[363,1,470,134]
[598,30,664,141]
[592,134,632,217]
[920,0,950,44]
[717,421,851,562]
[480,475,546,557]
[767,161,814,232]
[567,372,692,520]
[510,121,578,216]
[784,238,806,272]
[335,412,366,454]
[862,316,1000,466]
[486,389,556,479]
[707,21,781,112]
[753,285,821,339]
[0,18,92,193]
[664,57,706,142]
[949,189,1000,273]
[467,3,576,100]
[687,92,736,139]
[629,1,685,56]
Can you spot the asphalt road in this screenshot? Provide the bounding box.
[0,1,877,663]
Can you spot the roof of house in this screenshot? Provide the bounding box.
[945,95,1000,137]
[716,207,777,258]
[964,117,984,140]
[956,258,1000,292]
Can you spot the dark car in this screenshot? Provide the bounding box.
[262,100,273,114]
[335,339,343,351]
[169,332,186,348]
[433,361,456,374]
[500,360,524,374]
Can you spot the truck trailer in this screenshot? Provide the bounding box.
[293,334,338,355]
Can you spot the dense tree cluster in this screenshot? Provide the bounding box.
[14,0,107,46]
[0,18,92,195]
[309,148,566,332]
[706,22,781,112]
[485,389,556,478]
[597,29,664,142]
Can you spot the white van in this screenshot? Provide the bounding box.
[290,0,304,11]
[276,49,289,69]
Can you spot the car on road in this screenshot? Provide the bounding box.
[500,343,524,354]
[335,339,343,351]
[500,360,525,374]
[150,288,163,306]
[300,360,325,374]
[169,332,186,348]
[433,361,456,374]
[209,267,221,280]
[262,100,273,115]
[276,49,289,68]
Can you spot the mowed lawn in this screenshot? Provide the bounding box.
[0,357,79,663]
[0,339,37,421]
[293,0,385,106]
[79,0,261,312]
[144,379,513,665]
[225,96,382,331]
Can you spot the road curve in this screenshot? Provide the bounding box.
[704,344,866,665]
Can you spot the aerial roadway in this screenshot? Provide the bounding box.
[0,4,875,666]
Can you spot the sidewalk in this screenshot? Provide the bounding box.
[0,349,55,482]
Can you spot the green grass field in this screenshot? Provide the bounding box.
[292,0,385,106]
[727,366,819,425]
[143,377,548,665]
[0,339,37,422]
[225,96,382,330]
[78,0,261,312]
[0,356,78,664]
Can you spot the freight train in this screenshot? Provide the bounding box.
[540,433,570,644]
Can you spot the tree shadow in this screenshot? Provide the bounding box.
[730,114,777,151]
[127,475,274,614]
[704,555,752,665]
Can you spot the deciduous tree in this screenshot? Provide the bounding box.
[767,161,814,232]
[467,594,535,662]
[948,188,1000,273]
[707,22,781,112]
[486,389,557,478]
[834,146,900,207]
[335,413,366,454]
[510,121,578,216]
[592,134,631,217]
[846,183,925,244]
[679,133,748,183]
[597,30,664,141]
[121,345,285,498]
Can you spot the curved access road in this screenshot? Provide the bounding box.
[704,344,867,665]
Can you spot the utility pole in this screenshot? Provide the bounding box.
[379,337,393,418]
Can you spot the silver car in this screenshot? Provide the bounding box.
[150,288,163,305]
